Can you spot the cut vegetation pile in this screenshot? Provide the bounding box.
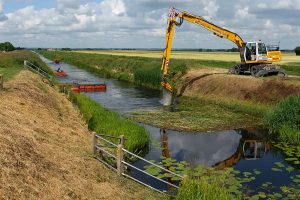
[182,70,300,105]
[0,70,165,200]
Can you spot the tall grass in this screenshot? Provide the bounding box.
[176,167,240,200]
[264,95,300,144]
[176,178,233,200]
[69,92,150,153]
[0,50,53,81]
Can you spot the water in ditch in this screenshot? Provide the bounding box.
[41,56,300,196]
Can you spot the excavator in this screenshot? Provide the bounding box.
[161,7,286,105]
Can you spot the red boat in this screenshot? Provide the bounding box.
[71,84,106,93]
[55,71,68,77]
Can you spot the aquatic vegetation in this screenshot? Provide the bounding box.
[69,92,150,153]
[142,155,300,199]
[131,96,263,132]
[274,142,300,166]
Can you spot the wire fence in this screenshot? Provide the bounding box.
[92,132,184,194]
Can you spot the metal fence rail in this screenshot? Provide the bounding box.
[92,132,184,193]
[24,60,52,80]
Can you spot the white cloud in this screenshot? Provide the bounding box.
[56,0,81,10]
[0,0,299,49]
[202,0,219,20]
[100,0,126,15]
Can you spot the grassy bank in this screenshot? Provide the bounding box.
[69,92,150,153]
[0,70,165,200]
[38,50,188,89]
[264,95,300,144]
[0,50,53,81]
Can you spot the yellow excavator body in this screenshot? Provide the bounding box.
[161,7,286,102]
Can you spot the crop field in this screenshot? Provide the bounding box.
[76,50,300,76]
[77,50,299,64]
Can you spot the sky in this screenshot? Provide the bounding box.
[0,0,299,49]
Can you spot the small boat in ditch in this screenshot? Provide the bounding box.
[54,68,68,77]
[70,83,107,92]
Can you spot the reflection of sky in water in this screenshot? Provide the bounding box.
[144,125,241,166]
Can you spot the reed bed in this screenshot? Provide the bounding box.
[69,92,150,153]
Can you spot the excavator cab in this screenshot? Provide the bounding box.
[241,41,268,63]
[242,140,267,160]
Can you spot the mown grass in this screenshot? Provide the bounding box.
[69,92,150,153]
[131,96,263,132]
[264,95,300,144]
[0,50,53,81]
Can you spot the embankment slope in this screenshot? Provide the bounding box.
[0,70,164,200]
[181,69,300,104]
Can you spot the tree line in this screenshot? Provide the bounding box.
[0,42,15,52]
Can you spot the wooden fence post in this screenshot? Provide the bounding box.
[182,175,188,185]
[0,74,3,90]
[92,132,97,156]
[24,60,27,67]
[117,135,125,175]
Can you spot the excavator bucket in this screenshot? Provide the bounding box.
[160,88,173,106]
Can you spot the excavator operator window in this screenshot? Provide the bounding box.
[258,43,267,55]
[245,43,256,61]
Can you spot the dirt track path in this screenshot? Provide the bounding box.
[0,70,164,200]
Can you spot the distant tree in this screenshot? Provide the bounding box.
[230,47,239,52]
[61,48,71,51]
[0,42,15,51]
[295,46,300,56]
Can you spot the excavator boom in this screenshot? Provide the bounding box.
[161,7,285,104]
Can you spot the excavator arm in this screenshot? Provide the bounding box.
[161,7,245,93]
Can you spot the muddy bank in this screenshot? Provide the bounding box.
[0,70,165,200]
[181,69,300,104]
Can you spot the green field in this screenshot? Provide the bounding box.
[77,50,300,75]
[0,50,53,81]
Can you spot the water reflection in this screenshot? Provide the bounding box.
[213,129,270,169]
[152,128,271,169]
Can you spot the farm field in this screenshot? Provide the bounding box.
[75,50,300,77]
[77,50,299,65]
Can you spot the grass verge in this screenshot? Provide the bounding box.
[264,95,300,144]
[0,50,53,81]
[69,92,150,153]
